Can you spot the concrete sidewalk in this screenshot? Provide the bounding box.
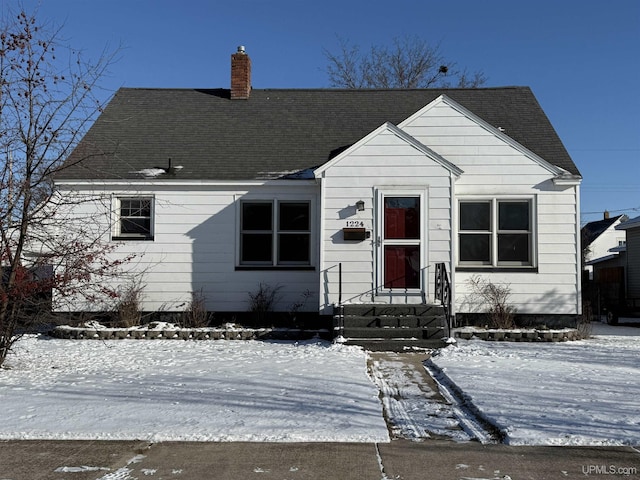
[1,439,638,480]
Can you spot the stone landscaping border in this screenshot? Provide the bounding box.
[50,325,581,343]
[454,328,581,342]
[50,325,329,341]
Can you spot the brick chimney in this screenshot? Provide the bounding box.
[231,46,251,99]
[604,210,610,220]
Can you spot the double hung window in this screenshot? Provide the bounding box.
[113,197,154,240]
[458,199,533,267]
[240,200,311,266]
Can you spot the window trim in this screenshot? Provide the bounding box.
[237,197,314,269]
[112,196,155,241]
[457,196,536,269]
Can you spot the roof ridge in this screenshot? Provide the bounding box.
[118,86,531,93]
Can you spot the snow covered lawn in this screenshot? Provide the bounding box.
[430,323,640,446]
[0,337,389,443]
[2,323,639,446]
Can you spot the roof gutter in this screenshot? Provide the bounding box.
[54,179,318,188]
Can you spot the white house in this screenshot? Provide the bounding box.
[582,212,628,279]
[54,48,582,337]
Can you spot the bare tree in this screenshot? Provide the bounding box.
[0,9,132,366]
[324,35,486,89]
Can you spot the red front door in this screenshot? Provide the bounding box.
[383,197,421,289]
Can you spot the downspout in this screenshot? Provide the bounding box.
[449,172,457,326]
[575,183,583,316]
[317,172,327,315]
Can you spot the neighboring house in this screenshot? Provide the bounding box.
[580,211,629,286]
[53,48,582,329]
[582,212,628,279]
[581,213,628,319]
[616,215,640,313]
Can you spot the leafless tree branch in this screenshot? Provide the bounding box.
[324,35,487,89]
[0,7,131,366]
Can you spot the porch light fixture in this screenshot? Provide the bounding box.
[355,200,365,211]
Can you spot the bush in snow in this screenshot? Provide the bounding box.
[248,283,282,323]
[467,276,516,329]
[181,290,211,328]
[114,282,143,328]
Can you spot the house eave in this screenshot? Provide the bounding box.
[54,178,319,188]
[552,174,582,186]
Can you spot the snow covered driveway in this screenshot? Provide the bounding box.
[430,323,640,446]
[0,337,389,442]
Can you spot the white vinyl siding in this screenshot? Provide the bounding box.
[54,184,319,313]
[319,126,455,313]
[401,99,580,315]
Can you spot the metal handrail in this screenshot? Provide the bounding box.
[334,266,430,305]
[435,262,453,336]
[337,263,344,338]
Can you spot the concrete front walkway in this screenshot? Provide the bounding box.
[1,439,638,479]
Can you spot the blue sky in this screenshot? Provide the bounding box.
[16,0,640,224]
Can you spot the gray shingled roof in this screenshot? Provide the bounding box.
[57,87,580,181]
